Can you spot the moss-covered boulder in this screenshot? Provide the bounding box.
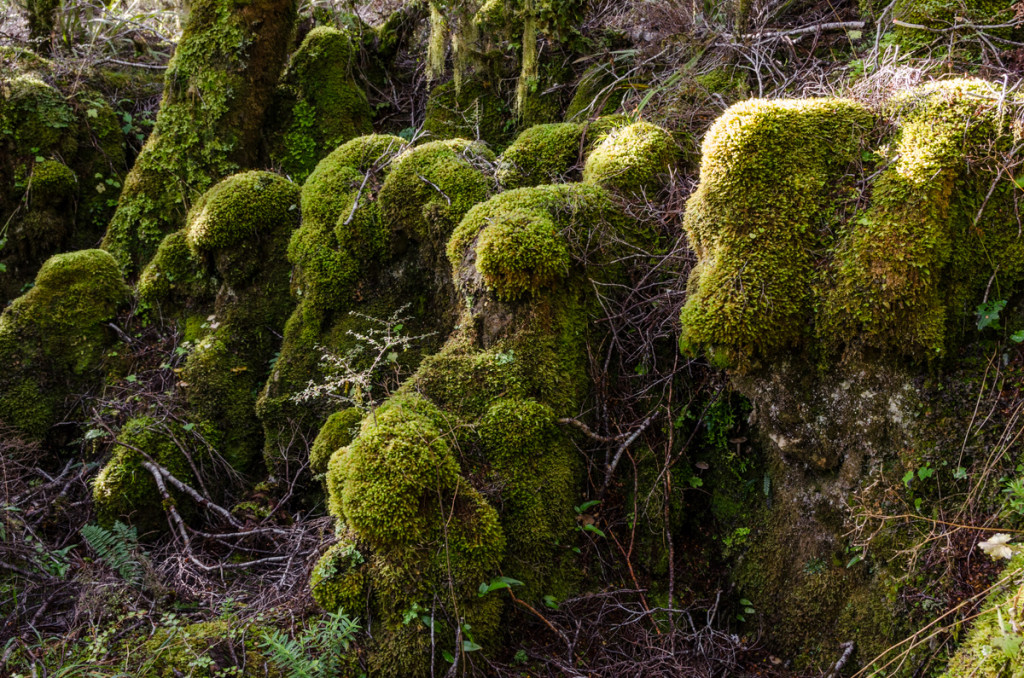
[679,98,873,367]
[0,249,129,439]
[139,171,301,480]
[496,122,585,189]
[582,120,680,196]
[265,26,374,183]
[102,0,298,275]
[312,176,656,673]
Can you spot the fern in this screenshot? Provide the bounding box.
[260,611,360,678]
[80,521,142,584]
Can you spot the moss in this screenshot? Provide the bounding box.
[496,122,585,189]
[475,207,570,300]
[101,0,297,275]
[824,79,1024,359]
[27,159,76,203]
[92,417,196,535]
[941,554,1024,676]
[137,231,216,307]
[0,75,77,157]
[267,26,374,182]
[565,63,625,121]
[310,538,368,615]
[310,407,363,476]
[378,138,495,243]
[893,0,1018,49]
[423,80,515,150]
[582,121,679,195]
[186,170,299,255]
[137,618,285,678]
[0,249,129,438]
[678,98,873,367]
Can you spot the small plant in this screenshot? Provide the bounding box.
[80,521,144,584]
[260,611,360,678]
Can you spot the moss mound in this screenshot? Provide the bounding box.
[583,120,679,195]
[101,0,297,275]
[496,122,585,189]
[266,26,374,182]
[0,249,129,438]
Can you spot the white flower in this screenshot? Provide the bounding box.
[979,533,1015,560]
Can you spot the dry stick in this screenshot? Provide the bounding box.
[860,512,1024,534]
[557,417,622,444]
[827,641,855,678]
[723,20,865,41]
[601,411,661,496]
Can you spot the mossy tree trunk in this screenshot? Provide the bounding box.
[102,0,298,275]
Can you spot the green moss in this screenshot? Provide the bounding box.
[378,138,495,243]
[138,231,216,307]
[824,79,1024,359]
[582,121,679,195]
[186,170,299,255]
[941,554,1024,676]
[310,538,368,615]
[475,207,570,300]
[137,618,285,678]
[0,249,129,438]
[310,407,363,476]
[678,98,873,367]
[423,80,515,149]
[267,26,374,182]
[893,0,1017,49]
[0,75,77,157]
[92,417,196,535]
[565,63,625,121]
[101,0,297,275]
[496,122,584,189]
[27,159,76,203]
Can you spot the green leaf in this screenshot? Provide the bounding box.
[582,524,606,538]
[543,595,559,610]
[575,500,601,514]
[125,374,137,383]
[442,650,454,663]
[954,466,968,480]
[902,470,915,487]
[918,466,934,481]
[463,641,482,652]
[739,598,753,606]
[84,428,105,441]
[182,423,195,432]
[86,108,98,118]
[977,300,1007,331]
[846,555,863,568]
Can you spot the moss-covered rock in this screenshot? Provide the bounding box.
[0,249,129,438]
[824,79,1024,359]
[496,122,585,189]
[679,98,873,367]
[266,26,374,183]
[92,417,197,535]
[309,407,363,476]
[310,537,368,616]
[423,80,515,150]
[102,0,298,275]
[140,171,301,480]
[582,120,679,195]
[135,617,286,677]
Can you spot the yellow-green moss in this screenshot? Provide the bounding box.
[679,98,873,367]
[475,207,570,300]
[496,122,585,189]
[310,538,368,615]
[137,618,284,678]
[824,79,1024,358]
[101,0,297,275]
[941,554,1024,676]
[0,75,77,157]
[267,26,374,182]
[378,138,495,242]
[310,407,363,476]
[0,249,129,438]
[582,120,679,195]
[92,417,196,535]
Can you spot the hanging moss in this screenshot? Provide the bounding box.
[265,26,374,183]
[0,249,129,438]
[678,98,873,368]
[101,0,298,275]
[582,121,679,196]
